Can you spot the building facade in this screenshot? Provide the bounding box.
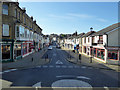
[0,2,42,62]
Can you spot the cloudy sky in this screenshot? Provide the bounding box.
[19,2,118,35]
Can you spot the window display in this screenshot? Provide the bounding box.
[2,45,10,59]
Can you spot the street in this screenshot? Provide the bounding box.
[1,46,119,88]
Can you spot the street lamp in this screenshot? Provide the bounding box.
[89,27,93,63]
[90,46,93,63]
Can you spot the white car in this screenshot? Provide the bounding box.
[48,46,52,50]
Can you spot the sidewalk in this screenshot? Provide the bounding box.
[2,48,49,71]
[62,47,120,72]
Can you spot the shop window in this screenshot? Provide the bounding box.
[2,4,8,15]
[97,49,105,60]
[2,45,10,59]
[23,44,27,55]
[2,24,9,36]
[14,44,21,59]
[94,48,96,56]
[108,51,118,60]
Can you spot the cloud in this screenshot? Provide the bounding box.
[96,18,108,22]
[67,13,95,19]
[49,13,108,23]
[49,14,73,20]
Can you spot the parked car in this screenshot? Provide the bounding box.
[48,46,52,50]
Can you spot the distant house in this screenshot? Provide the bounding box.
[82,31,96,56]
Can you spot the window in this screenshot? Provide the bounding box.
[25,29,27,38]
[108,50,118,60]
[2,4,8,15]
[14,44,21,59]
[97,49,105,60]
[16,25,19,37]
[27,29,29,38]
[98,35,103,44]
[88,37,89,42]
[19,26,24,37]
[15,9,17,18]
[18,11,20,20]
[2,24,9,36]
[84,37,86,43]
[2,45,11,59]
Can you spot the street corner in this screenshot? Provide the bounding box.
[0,79,12,88]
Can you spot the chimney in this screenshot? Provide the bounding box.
[22,7,26,13]
[31,16,33,20]
[34,20,36,23]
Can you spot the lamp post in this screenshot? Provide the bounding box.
[90,27,93,63]
[90,46,93,63]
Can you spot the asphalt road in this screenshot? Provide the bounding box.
[1,46,120,88]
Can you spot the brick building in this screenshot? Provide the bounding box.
[0,1,42,62]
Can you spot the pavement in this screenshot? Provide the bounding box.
[1,47,50,88]
[2,47,49,71]
[61,47,120,72]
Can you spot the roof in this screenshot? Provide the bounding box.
[82,31,96,37]
[92,22,120,36]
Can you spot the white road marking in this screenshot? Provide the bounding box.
[81,66,86,69]
[36,66,41,68]
[56,75,74,78]
[68,66,73,68]
[32,82,41,87]
[104,87,109,90]
[74,66,80,68]
[42,66,48,68]
[56,66,60,68]
[52,79,92,87]
[61,66,67,68]
[0,72,4,74]
[56,60,63,65]
[77,76,91,80]
[3,69,17,73]
[49,65,54,68]
[88,67,93,69]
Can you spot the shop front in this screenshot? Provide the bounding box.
[22,41,33,57]
[1,39,14,62]
[106,47,120,65]
[93,48,105,60]
[14,43,22,60]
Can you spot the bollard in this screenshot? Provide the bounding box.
[79,54,81,63]
[32,57,33,62]
[90,56,92,63]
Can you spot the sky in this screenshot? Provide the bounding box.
[19,2,118,35]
